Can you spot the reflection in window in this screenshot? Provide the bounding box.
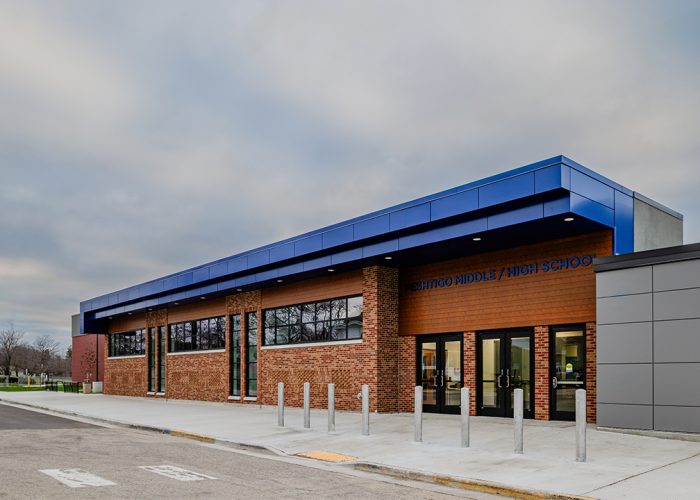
[109,329,146,357]
[169,316,226,353]
[263,295,363,346]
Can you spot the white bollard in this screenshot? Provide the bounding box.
[414,386,423,442]
[576,389,586,462]
[328,383,335,432]
[303,382,311,429]
[361,384,370,436]
[461,387,470,448]
[277,382,284,427]
[514,388,523,454]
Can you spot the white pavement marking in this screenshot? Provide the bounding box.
[139,465,216,482]
[39,469,116,488]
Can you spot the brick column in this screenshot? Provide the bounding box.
[464,331,477,416]
[362,266,399,412]
[585,322,597,423]
[534,325,550,420]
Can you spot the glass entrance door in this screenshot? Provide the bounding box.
[551,326,585,420]
[417,334,463,414]
[478,330,534,418]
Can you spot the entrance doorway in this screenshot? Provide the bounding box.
[416,334,463,414]
[477,329,534,418]
[550,326,585,420]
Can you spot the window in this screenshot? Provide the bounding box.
[158,326,166,392]
[230,314,241,397]
[148,328,156,392]
[263,295,363,346]
[168,316,226,353]
[246,312,257,397]
[108,329,146,357]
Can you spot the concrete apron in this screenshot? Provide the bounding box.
[3,392,700,499]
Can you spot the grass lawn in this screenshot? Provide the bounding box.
[0,386,48,392]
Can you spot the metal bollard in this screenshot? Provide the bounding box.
[328,383,335,432]
[576,389,586,462]
[461,387,470,448]
[303,382,311,429]
[361,384,370,436]
[414,386,423,442]
[514,388,523,454]
[277,382,285,427]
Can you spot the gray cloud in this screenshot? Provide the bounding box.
[1,1,699,349]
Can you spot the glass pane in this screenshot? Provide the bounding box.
[264,310,275,329]
[554,329,585,413]
[316,301,331,321]
[510,336,531,411]
[444,340,461,407]
[331,299,346,320]
[302,304,315,323]
[289,306,301,325]
[288,324,301,343]
[347,319,362,339]
[481,338,501,408]
[275,308,288,326]
[302,323,315,342]
[330,320,346,340]
[420,342,437,406]
[265,327,276,345]
[348,296,363,318]
[276,326,289,345]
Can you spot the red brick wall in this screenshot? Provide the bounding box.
[586,322,596,423]
[166,352,228,402]
[71,334,105,383]
[464,331,477,416]
[258,266,399,412]
[398,335,416,412]
[534,325,550,420]
[104,356,147,396]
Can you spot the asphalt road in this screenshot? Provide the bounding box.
[0,403,501,500]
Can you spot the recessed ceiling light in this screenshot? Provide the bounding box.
[200,296,206,300]
[236,288,242,292]
[108,316,113,320]
[174,302,179,306]
[564,217,575,222]
[384,256,392,260]
[148,308,153,311]
[127,312,132,315]
[472,237,482,242]
[276,279,283,283]
[328,268,335,272]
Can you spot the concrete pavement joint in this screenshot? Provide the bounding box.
[581,451,700,497]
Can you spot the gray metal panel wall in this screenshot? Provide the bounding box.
[597,258,700,433]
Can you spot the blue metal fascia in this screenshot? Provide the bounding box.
[80,155,660,332]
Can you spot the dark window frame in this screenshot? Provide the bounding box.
[230,314,241,397]
[245,312,258,397]
[263,295,363,346]
[168,316,227,353]
[108,329,146,357]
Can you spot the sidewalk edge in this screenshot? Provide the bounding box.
[1,396,592,499]
[351,462,595,500]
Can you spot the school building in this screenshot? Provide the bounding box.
[76,155,683,423]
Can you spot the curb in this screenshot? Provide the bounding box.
[353,463,595,500]
[1,397,591,499]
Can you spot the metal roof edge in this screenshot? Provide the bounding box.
[633,192,684,220]
[595,242,700,272]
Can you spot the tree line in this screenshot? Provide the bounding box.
[0,323,71,379]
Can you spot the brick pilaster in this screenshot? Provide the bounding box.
[464,331,477,416]
[534,325,550,420]
[585,322,596,423]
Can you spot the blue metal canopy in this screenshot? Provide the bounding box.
[80,155,669,333]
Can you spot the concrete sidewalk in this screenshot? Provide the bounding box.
[2,392,699,499]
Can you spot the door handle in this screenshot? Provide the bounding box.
[552,377,558,389]
[440,371,444,388]
[505,369,510,388]
[497,369,503,389]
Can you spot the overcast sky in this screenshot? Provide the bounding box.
[1,1,699,350]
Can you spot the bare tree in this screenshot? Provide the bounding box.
[34,334,60,375]
[0,323,25,379]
